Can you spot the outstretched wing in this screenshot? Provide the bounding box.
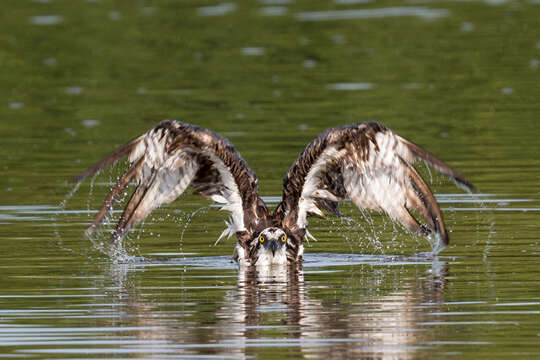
[274,122,473,252]
[75,120,269,242]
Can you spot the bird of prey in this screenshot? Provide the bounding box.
[74,120,473,266]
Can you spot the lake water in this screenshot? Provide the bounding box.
[1,0,540,358]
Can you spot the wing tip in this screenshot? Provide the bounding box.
[453,177,476,194]
[70,170,98,184]
[70,136,143,184]
[400,136,475,193]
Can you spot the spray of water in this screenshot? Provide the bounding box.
[53,180,84,256]
[53,164,141,264]
[178,206,209,259]
[59,179,82,209]
[85,172,99,217]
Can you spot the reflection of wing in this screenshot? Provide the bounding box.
[75,120,270,241]
[275,122,473,249]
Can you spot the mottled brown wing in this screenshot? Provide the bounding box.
[74,120,269,241]
[274,122,473,252]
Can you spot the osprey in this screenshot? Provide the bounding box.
[74,121,473,266]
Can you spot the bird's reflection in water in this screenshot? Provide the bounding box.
[215,259,447,359]
[104,258,448,359]
[228,264,306,329]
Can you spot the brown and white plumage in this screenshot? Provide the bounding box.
[75,120,473,265]
[274,122,472,258]
[76,121,270,243]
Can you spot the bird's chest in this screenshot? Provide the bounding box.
[254,247,288,266]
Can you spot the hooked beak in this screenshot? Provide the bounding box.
[268,240,279,256]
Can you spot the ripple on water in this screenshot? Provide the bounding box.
[259,6,288,16]
[335,0,373,4]
[259,0,293,4]
[8,102,24,109]
[66,86,83,95]
[295,7,450,22]
[241,47,265,56]
[327,82,375,91]
[28,15,63,25]
[197,2,237,16]
[120,252,442,270]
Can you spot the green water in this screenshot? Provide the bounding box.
[1,0,540,358]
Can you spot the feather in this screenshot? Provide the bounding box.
[85,156,145,237]
[76,120,472,263]
[71,135,144,183]
[398,136,474,191]
[276,122,473,251]
[77,120,269,242]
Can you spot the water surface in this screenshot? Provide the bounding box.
[1,0,540,358]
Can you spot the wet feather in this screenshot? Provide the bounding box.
[75,120,473,264]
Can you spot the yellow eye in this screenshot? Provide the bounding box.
[259,235,265,243]
[281,234,287,243]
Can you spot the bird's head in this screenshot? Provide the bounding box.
[252,227,288,266]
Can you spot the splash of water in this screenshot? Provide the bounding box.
[59,180,82,209]
[334,210,387,254]
[423,160,433,185]
[178,206,209,257]
[53,164,141,263]
[108,237,138,264]
[52,180,85,256]
[85,172,99,217]
[428,232,447,256]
